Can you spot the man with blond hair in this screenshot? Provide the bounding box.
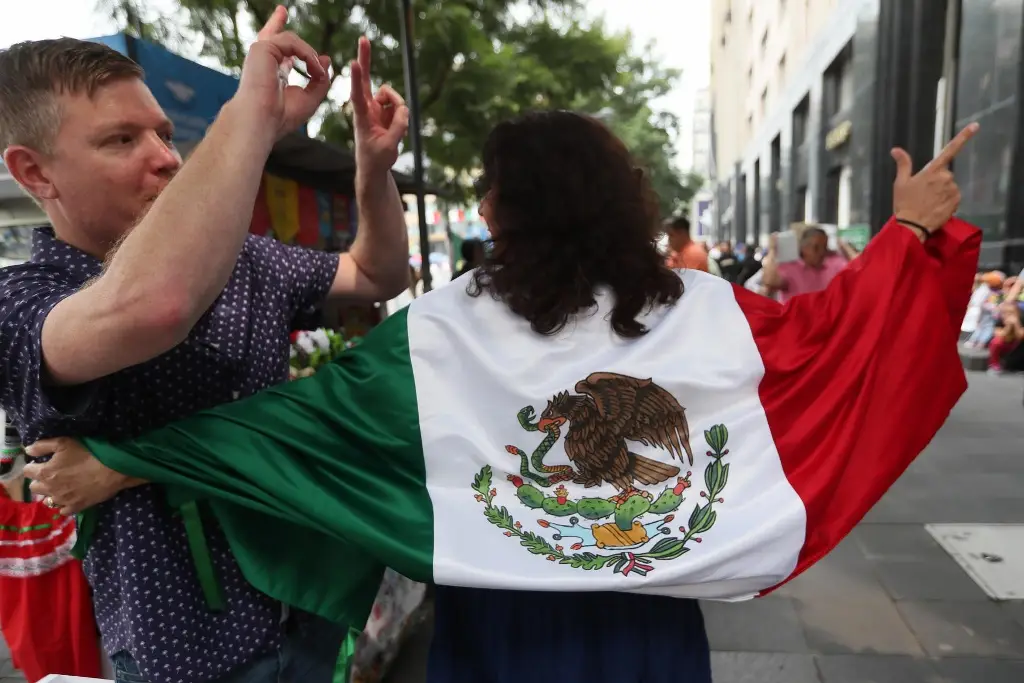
[0,6,410,682]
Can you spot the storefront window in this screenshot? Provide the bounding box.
[953,0,1024,240]
[846,0,879,228]
[824,45,854,120]
[793,186,807,222]
[823,167,841,225]
[793,97,810,145]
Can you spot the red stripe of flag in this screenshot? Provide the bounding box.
[732,217,980,594]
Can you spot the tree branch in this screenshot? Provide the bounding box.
[420,58,452,113]
[229,10,244,68]
[317,0,341,54]
[246,0,272,29]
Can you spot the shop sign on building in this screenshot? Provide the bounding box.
[838,224,871,251]
[825,120,852,151]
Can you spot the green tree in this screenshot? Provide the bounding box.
[580,45,704,217]
[98,0,176,45]
[101,0,697,213]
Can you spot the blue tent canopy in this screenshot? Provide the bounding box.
[89,34,237,146]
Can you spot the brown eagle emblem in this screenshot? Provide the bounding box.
[535,372,693,500]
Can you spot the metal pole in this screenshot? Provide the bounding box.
[398,0,431,292]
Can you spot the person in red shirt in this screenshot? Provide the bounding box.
[664,217,709,272]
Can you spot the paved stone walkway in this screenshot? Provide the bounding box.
[0,634,24,683]
[2,373,1021,682]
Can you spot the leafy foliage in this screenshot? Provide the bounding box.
[102,0,698,212]
[97,0,177,45]
[578,46,704,217]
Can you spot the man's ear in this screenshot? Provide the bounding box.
[3,146,57,200]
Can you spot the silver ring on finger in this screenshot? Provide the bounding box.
[43,496,59,509]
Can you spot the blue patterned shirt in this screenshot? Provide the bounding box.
[0,228,339,683]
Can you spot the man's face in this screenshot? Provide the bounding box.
[43,78,181,247]
[800,234,829,268]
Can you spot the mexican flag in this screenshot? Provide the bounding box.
[84,218,979,629]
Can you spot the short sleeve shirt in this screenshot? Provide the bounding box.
[0,228,339,683]
[666,243,709,272]
[776,253,849,303]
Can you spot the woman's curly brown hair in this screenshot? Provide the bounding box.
[468,110,683,338]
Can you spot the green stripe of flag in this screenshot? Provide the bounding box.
[86,306,432,627]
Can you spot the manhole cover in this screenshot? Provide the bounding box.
[925,524,1024,600]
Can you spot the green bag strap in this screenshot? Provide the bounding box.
[70,500,224,613]
[179,500,225,612]
[333,627,361,683]
[71,508,98,560]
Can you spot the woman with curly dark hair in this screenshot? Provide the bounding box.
[34,115,980,683]
[429,111,712,679]
[467,111,684,339]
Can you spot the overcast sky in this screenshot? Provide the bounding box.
[1,0,710,168]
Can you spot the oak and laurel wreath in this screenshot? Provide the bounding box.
[472,424,732,574]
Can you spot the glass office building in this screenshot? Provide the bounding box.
[714,0,1024,272]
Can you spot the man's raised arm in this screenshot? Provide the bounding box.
[42,18,330,386]
[328,37,411,303]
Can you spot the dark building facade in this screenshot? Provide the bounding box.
[713,0,1024,273]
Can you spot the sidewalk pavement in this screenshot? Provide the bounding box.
[1,373,1021,683]
[383,371,1024,683]
[0,636,23,683]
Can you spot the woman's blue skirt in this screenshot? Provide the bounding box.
[426,585,711,683]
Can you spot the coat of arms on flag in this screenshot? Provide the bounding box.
[474,372,731,577]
